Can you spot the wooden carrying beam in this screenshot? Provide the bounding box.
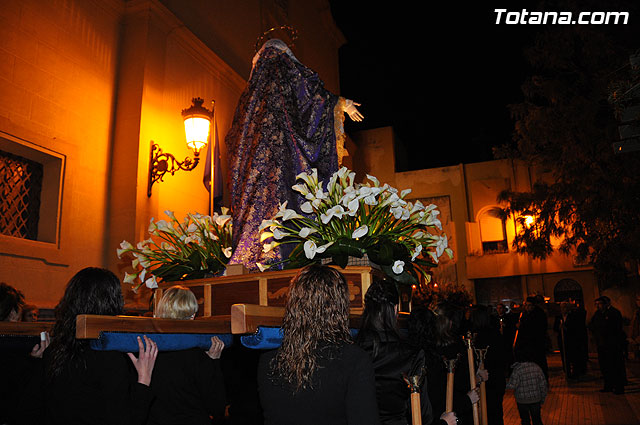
[230,304,410,334]
[230,304,285,334]
[0,321,53,336]
[75,314,231,339]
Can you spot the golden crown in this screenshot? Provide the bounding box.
[254,24,298,52]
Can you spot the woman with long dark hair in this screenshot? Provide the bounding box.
[413,302,480,425]
[257,264,380,425]
[355,277,435,425]
[35,267,158,425]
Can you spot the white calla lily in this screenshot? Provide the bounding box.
[155,220,174,233]
[300,201,314,214]
[296,168,318,188]
[215,215,232,227]
[298,227,316,238]
[320,205,345,224]
[260,231,274,242]
[259,219,279,232]
[292,183,310,196]
[435,235,449,257]
[145,275,158,289]
[272,227,289,240]
[263,241,278,253]
[411,244,423,261]
[392,260,405,274]
[352,225,369,239]
[123,272,137,284]
[256,263,270,272]
[303,240,333,259]
[346,198,360,216]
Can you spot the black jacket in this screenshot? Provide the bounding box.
[147,348,226,425]
[424,341,474,425]
[257,343,380,425]
[357,332,433,425]
[23,348,154,425]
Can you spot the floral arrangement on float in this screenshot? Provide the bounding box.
[258,167,453,285]
[117,209,233,292]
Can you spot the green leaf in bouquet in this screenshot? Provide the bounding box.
[368,240,394,266]
[184,269,207,280]
[332,253,349,268]
[187,250,203,269]
[151,263,191,282]
[380,264,418,286]
[323,238,365,258]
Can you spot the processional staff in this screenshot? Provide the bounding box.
[404,369,425,425]
[443,355,459,414]
[474,346,489,425]
[464,331,480,425]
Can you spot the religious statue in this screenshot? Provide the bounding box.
[226,37,363,271]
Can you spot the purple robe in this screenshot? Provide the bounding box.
[226,42,342,270]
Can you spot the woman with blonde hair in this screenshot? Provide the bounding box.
[147,285,226,425]
[257,264,380,425]
[154,285,200,320]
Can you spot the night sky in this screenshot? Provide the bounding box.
[329,2,539,170]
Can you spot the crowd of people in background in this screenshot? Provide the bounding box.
[0,267,636,425]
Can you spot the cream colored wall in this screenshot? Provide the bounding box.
[0,0,123,308]
[350,127,397,186]
[395,164,472,291]
[351,127,598,302]
[0,0,345,308]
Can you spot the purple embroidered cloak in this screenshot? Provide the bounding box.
[226,41,342,271]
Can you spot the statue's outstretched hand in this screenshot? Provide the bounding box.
[344,99,364,122]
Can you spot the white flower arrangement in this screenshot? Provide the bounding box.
[258,167,453,284]
[117,209,233,292]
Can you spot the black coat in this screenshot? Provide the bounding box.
[357,332,433,425]
[23,348,154,425]
[514,306,549,377]
[147,348,226,425]
[0,350,40,425]
[590,306,625,349]
[257,343,380,425]
[424,341,474,425]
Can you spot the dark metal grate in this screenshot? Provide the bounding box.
[0,149,43,240]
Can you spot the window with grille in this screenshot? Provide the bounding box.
[0,133,63,246]
[0,150,44,240]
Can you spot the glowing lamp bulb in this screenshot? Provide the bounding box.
[184,117,210,152]
[182,98,212,153]
[523,215,535,228]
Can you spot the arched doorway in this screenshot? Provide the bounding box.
[554,279,583,304]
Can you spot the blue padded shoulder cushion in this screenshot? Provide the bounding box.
[89,332,233,352]
[239,327,360,350]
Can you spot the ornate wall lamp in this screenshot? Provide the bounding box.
[147,98,214,197]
